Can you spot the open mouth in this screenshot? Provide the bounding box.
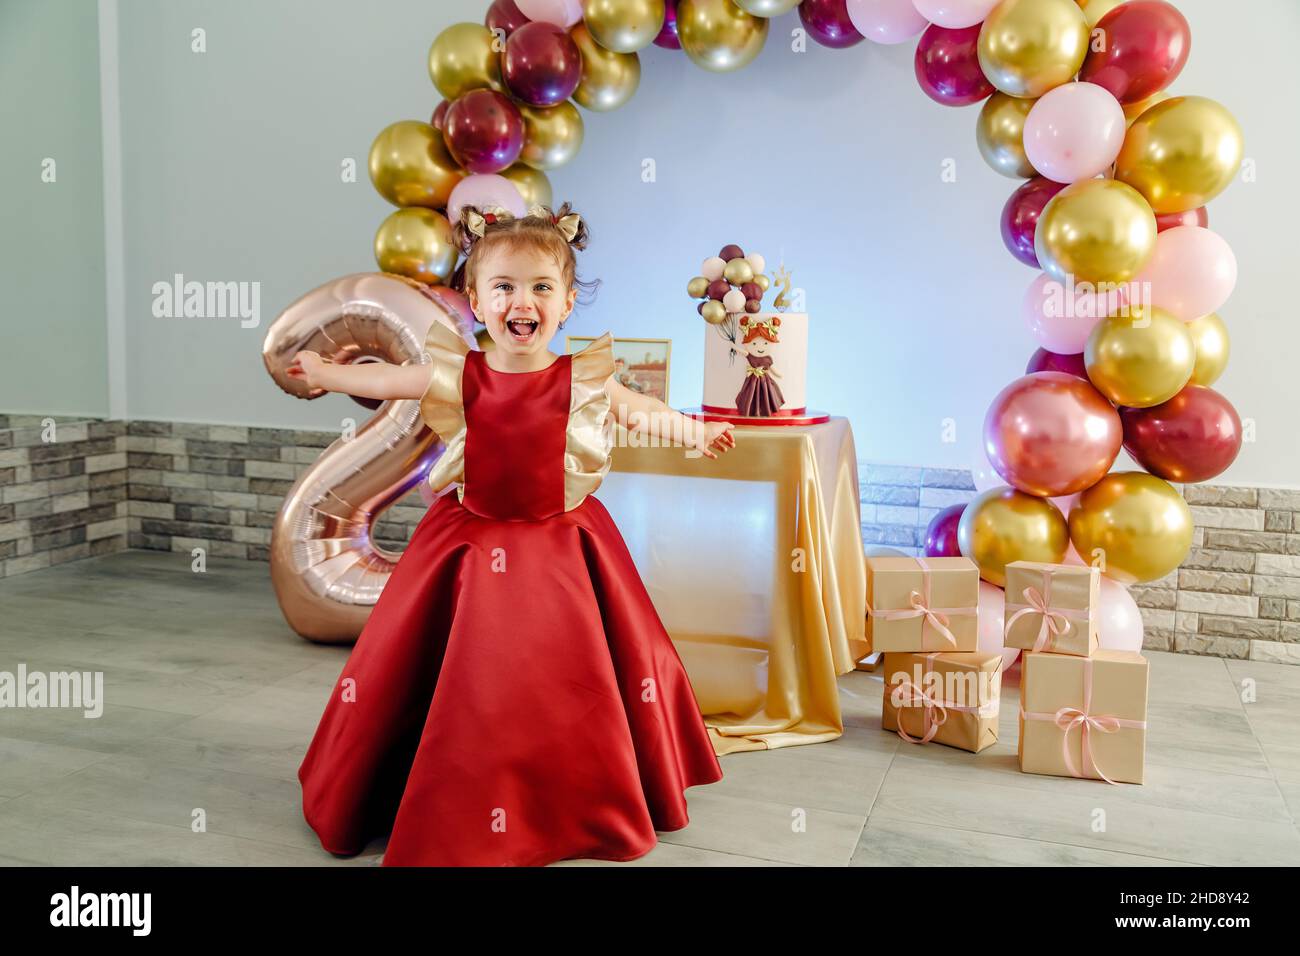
[505,319,539,343]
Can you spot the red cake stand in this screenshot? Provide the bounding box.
[683,405,831,427]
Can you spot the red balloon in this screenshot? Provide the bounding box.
[502,21,582,107]
[719,243,744,260]
[706,278,730,300]
[431,99,449,130]
[1078,1,1191,103]
[654,0,681,50]
[1001,177,1067,268]
[485,0,531,37]
[799,0,865,49]
[984,372,1123,497]
[915,24,993,107]
[1119,385,1242,483]
[924,504,966,557]
[1027,348,1088,380]
[1156,206,1208,232]
[444,90,525,174]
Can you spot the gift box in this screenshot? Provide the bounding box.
[882,651,1002,753]
[1019,650,1149,785]
[866,556,978,653]
[1003,561,1100,657]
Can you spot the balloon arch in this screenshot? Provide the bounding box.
[267,0,1243,643]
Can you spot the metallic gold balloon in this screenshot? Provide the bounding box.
[368,120,465,209]
[584,0,666,54]
[1114,96,1244,215]
[678,0,769,73]
[1076,0,1128,29]
[427,22,504,101]
[517,101,585,170]
[571,22,641,111]
[976,93,1037,178]
[1123,90,1169,127]
[754,273,770,292]
[735,0,800,14]
[374,208,457,284]
[1085,304,1194,408]
[723,258,754,284]
[978,0,1089,98]
[957,486,1070,587]
[687,276,710,297]
[1035,178,1157,284]
[500,162,553,209]
[1187,312,1230,387]
[1068,472,1193,584]
[701,300,727,324]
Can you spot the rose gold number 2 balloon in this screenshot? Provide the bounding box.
[263,273,477,643]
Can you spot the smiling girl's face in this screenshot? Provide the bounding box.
[468,244,578,365]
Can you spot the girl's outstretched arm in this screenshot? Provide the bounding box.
[287,351,432,400]
[606,379,735,459]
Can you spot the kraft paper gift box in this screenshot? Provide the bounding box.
[1003,561,1100,658]
[881,651,1002,753]
[1018,649,1149,785]
[865,556,978,653]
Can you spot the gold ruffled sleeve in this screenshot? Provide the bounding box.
[565,331,616,511]
[419,319,471,500]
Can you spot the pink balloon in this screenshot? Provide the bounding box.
[1097,576,1144,652]
[970,449,1003,492]
[515,0,583,28]
[847,0,928,44]
[447,174,527,225]
[1022,273,1124,354]
[1135,225,1238,321]
[977,581,1021,671]
[1022,82,1126,183]
[912,0,999,29]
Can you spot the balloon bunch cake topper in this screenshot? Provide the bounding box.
[687,244,770,326]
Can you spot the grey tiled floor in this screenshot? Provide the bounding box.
[1,551,1297,867]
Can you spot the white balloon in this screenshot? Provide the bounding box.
[745,252,766,275]
[847,0,929,44]
[701,257,726,282]
[1097,576,1144,652]
[911,0,999,30]
[723,288,747,312]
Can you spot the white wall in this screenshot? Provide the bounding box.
[8,0,1298,486]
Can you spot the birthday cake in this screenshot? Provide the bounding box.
[688,244,825,426]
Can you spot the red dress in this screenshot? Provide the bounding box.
[297,322,723,866]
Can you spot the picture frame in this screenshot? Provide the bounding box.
[566,335,672,404]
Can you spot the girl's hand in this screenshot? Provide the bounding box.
[286,350,332,389]
[691,421,736,460]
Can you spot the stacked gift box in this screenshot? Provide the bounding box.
[864,556,1150,784]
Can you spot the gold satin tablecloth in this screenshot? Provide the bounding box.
[600,417,868,754]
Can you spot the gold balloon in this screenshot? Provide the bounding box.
[1123,90,1169,127]
[1115,96,1245,215]
[1187,312,1230,387]
[978,0,1089,98]
[678,0,769,73]
[1085,304,1194,408]
[1068,472,1193,584]
[368,120,465,209]
[723,258,754,285]
[517,101,585,170]
[1035,178,1157,285]
[571,22,641,111]
[1076,0,1128,29]
[735,0,800,14]
[427,22,503,101]
[754,273,770,292]
[976,93,1037,178]
[584,0,666,54]
[374,208,457,285]
[957,487,1070,588]
[701,300,727,324]
[500,163,553,210]
[687,276,710,298]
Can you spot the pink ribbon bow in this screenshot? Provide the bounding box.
[889,652,1001,746]
[867,556,974,650]
[1021,657,1147,784]
[1003,568,1090,653]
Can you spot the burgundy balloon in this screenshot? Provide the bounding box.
[799,0,865,49]
[719,243,744,261]
[654,0,681,50]
[745,298,761,313]
[741,281,761,299]
[1026,348,1088,380]
[706,278,731,300]
[502,21,582,107]
[914,24,994,107]
[1079,0,1191,103]
[485,0,531,37]
[1001,176,1068,268]
[431,99,449,130]
[983,372,1123,497]
[444,90,525,174]
[1119,385,1242,483]
[1156,206,1208,232]
[924,504,966,557]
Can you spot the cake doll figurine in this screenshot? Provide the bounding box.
[732,315,785,417]
[287,202,734,867]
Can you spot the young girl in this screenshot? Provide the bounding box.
[290,202,735,867]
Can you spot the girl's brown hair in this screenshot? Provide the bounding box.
[449,202,601,320]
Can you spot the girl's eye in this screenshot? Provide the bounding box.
[493,282,512,292]
[534,284,551,293]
